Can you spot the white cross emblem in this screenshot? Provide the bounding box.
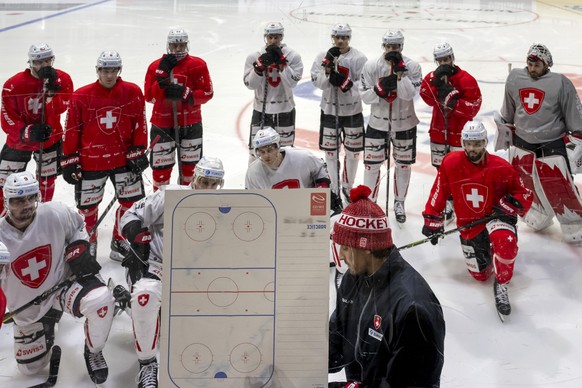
[523,92,540,110]
[21,256,47,280]
[268,69,279,82]
[28,98,42,114]
[99,110,118,129]
[466,188,484,208]
[139,295,148,305]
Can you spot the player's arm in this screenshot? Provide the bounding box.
[310,52,329,90]
[243,52,264,90]
[279,49,303,89]
[359,60,382,105]
[395,59,421,101]
[450,73,482,119]
[1,80,27,137]
[190,59,214,105]
[419,72,439,107]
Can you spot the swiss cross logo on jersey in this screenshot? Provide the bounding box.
[138,293,150,307]
[96,106,121,135]
[373,314,382,330]
[519,88,545,115]
[11,244,52,289]
[97,306,108,318]
[25,96,43,116]
[461,183,489,213]
[267,66,281,87]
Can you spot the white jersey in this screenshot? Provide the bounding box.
[0,202,87,325]
[311,47,367,116]
[120,184,190,265]
[245,147,330,189]
[243,43,304,114]
[500,68,582,144]
[360,54,422,132]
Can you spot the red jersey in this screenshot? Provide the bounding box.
[144,55,214,127]
[1,68,73,151]
[424,151,533,239]
[63,78,147,171]
[420,66,482,147]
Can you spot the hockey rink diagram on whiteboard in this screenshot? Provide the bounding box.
[161,190,329,388]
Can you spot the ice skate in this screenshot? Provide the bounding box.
[494,280,511,321]
[137,357,158,388]
[84,344,108,385]
[109,239,130,262]
[394,200,406,224]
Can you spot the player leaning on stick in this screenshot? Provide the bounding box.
[243,21,304,164]
[0,43,73,214]
[119,156,225,388]
[422,121,533,319]
[0,172,115,385]
[145,27,214,189]
[497,43,582,245]
[420,41,482,224]
[62,50,149,262]
[359,30,422,223]
[310,23,367,204]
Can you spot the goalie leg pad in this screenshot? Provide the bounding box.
[565,134,582,174]
[14,321,51,375]
[79,285,115,353]
[560,222,582,245]
[460,233,493,282]
[131,278,162,360]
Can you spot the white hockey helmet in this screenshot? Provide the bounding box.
[3,171,40,202]
[96,50,122,69]
[433,41,455,61]
[193,156,225,188]
[331,23,352,37]
[461,120,488,144]
[382,30,404,46]
[28,43,54,62]
[167,28,189,60]
[264,22,284,37]
[253,127,280,151]
[527,43,553,68]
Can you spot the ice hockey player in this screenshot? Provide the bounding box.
[243,21,304,163]
[245,127,343,214]
[329,185,445,387]
[420,41,482,223]
[498,43,582,245]
[422,120,533,318]
[310,23,367,205]
[62,50,149,261]
[144,27,214,190]
[119,156,225,388]
[0,43,73,213]
[0,241,7,328]
[359,30,422,223]
[0,171,115,385]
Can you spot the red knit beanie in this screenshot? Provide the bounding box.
[332,185,393,250]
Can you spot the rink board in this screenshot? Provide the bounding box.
[160,189,330,388]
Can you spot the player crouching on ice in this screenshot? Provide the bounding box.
[119,156,224,388]
[0,172,115,385]
[421,120,533,319]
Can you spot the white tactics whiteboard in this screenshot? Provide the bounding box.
[160,189,330,388]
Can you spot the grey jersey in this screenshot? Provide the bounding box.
[500,68,582,144]
[311,47,367,116]
[360,54,422,131]
[243,44,304,114]
[245,147,330,189]
[0,202,87,325]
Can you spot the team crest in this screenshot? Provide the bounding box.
[25,96,43,116]
[96,106,121,135]
[97,306,109,318]
[461,183,488,213]
[267,66,281,87]
[11,244,52,289]
[519,88,545,115]
[373,314,382,330]
[138,293,150,307]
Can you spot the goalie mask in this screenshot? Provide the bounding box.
[527,43,553,68]
[167,28,189,60]
[193,156,225,190]
[3,171,40,222]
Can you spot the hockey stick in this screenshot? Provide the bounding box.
[87,134,160,238]
[3,277,75,324]
[398,215,496,251]
[37,80,49,195]
[385,64,395,214]
[27,345,61,388]
[170,70,183,184]
[442,74,450,155]
[333,57,342,202]
[259,74,268,129]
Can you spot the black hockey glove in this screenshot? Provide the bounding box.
[20,123,52,143]
[422,214,444,245]
[329,71,353,92]
[493,195,523,225]
[165,83,194,104]
[330,191,344,217]
[155,54,178,88]
[434,64,457,80]
[266,44,285,65]
[437,83,459,110]
[374,74,398,100]
[384,51,407,73]
[60,153,82,185]
[37,66,61,92]
[65,240,101,277]
[122,220,151,282]
[126,146,149,175]
[322,46,342,67]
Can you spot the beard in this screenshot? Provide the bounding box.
[465,149,485,163]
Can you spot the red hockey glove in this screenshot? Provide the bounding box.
[422,214,444,245]
[65,240,101,277]
[60,153,82,185]
[329,71,353,92]
[384,51,407,73]
[493,195,523,225]
[374,74,398,102]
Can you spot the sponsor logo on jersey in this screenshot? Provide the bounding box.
[519,88,545,115]
[374,314,382,330]
[311,192,327,216]
[11,244,52,289]
[368,327,383,341]
[461,183,488,213]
